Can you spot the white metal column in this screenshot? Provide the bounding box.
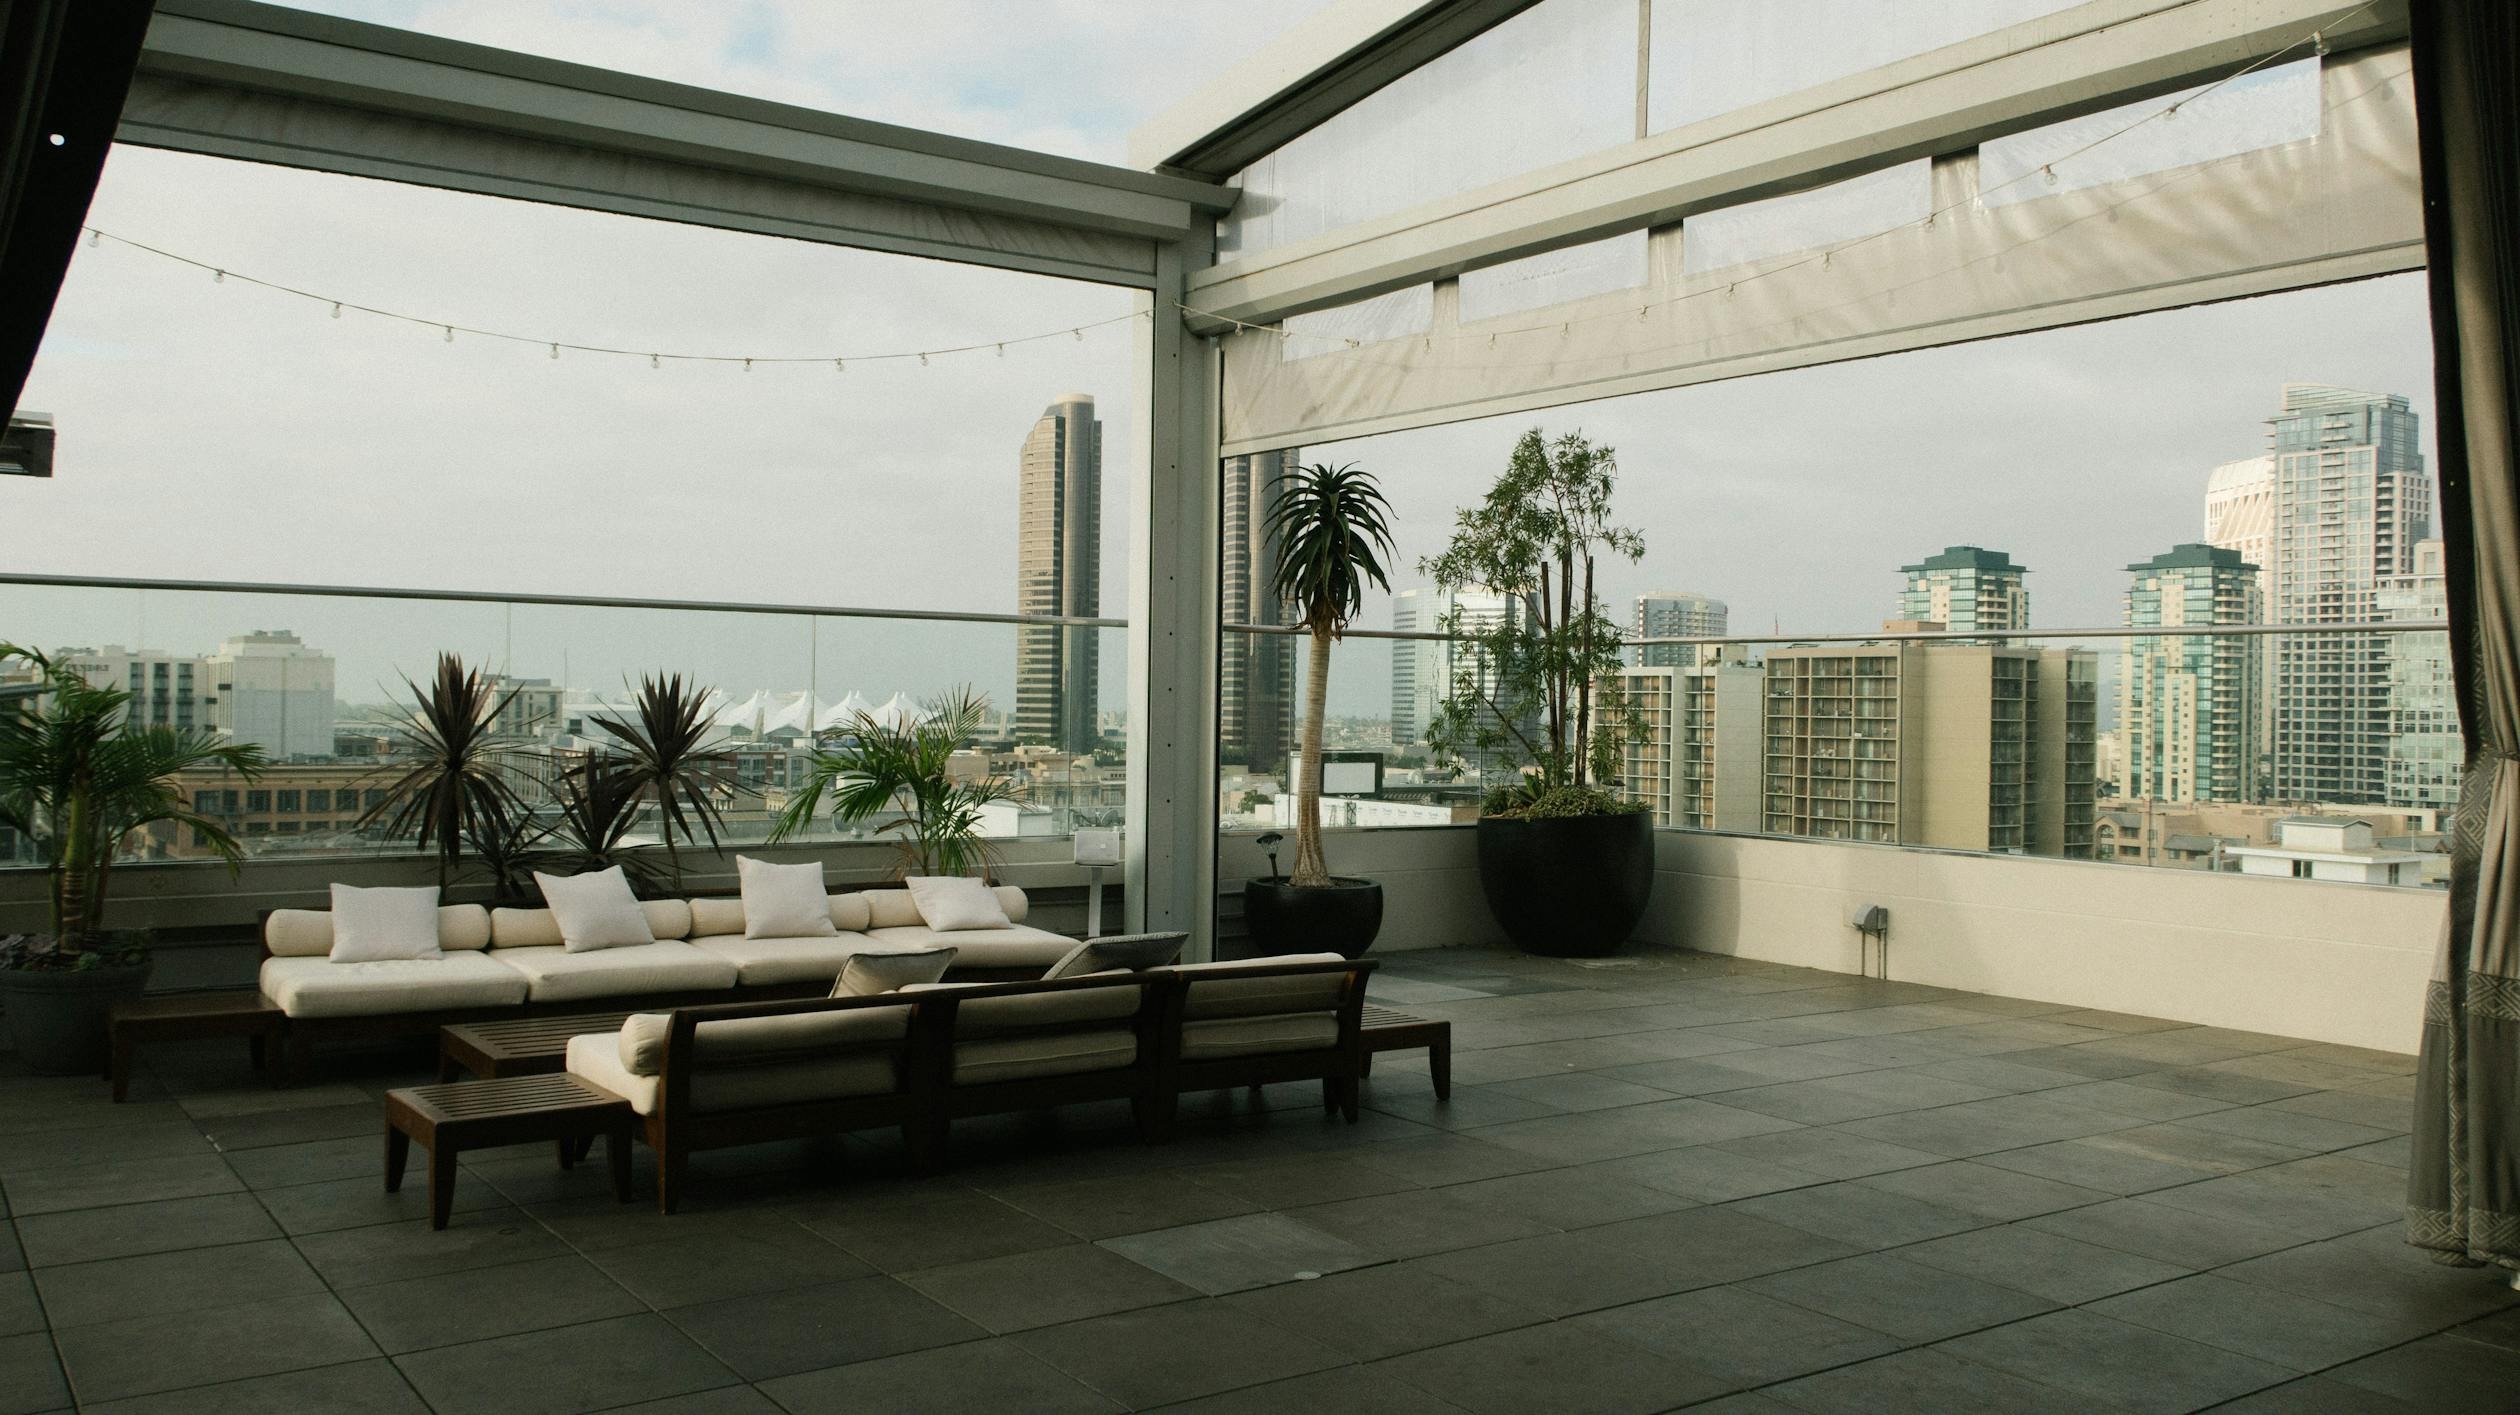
[1126,235,1223,959]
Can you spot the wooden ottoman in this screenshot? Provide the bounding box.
[107,992,285,1103]
[439,1011,636,1082]
[385,1074,634,1229]
[1358,1003,1453,1099]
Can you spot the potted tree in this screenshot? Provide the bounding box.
[1423,429,1652,957]
[582,674,733,892]
[1243,461,1395,958]
[770,685,1017,879]
[0,644,265,1073]
[359,654,531,890]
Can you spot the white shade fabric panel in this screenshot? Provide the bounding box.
[1216,46,2420,457]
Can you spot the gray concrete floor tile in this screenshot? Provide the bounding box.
[52,1291,381,1404]
[1099,1211,1385,1295]
[1221,1261,1544,1361]
[1146,1364,1472,1414]
[1745,1252,2058,1343]
[903,1241,1200,1333]
[758,1337,1121,1414]
[1438,1164,1697,1229]
[2021,1196,2307,1268]
[1282,1186,1555,1259]
[1767,1346,2102,1415]
[338,1252,647,1355]
[1371,1319,1733,1414]
[664,1273,983,1381]
[0,1331,68,1415]
[2323,1334,2520,1414]
[0,1274,37,1339]
[993,1170,1261,1240]
[392,1312,740,1415]
[1728,1180,1993,1249]
[1851,1158,2113,1221]
[1938,1307,2294,1414]
[1590,1143,1832,1202]
[1895,1223,2193,1305]
[32,1236,323,1329]
[2090,1272,2445,1371]
[12,1192,276,1267]
[786,1188,1074,1273]
[1572,1283,1901,1386]
[74,1358,430,1415]
[1014,1297,1344,1409]
[296,1206,573,1291]
[2,1154,242,1216]
[583,1226,870,1309]
[1475,1097,1801,1162]
[1709,1126,1944,1179]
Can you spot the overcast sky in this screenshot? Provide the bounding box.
[4,0,2437,725]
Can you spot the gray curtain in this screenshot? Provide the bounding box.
[2406,0,2520,1271]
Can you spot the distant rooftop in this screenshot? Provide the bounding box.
[1901,546,2023,574]
[2129,542,2257,574]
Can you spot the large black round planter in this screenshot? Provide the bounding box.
[1476,811,1655,957]
[0,956,153,1076]
[1242,876,1385,959]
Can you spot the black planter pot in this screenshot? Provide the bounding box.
[0,956,153,1076]
[1242,876,1385,959]
[1475,810,1655,957]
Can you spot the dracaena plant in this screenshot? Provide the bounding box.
[539,755,664,897]
[582,674,733,891]
[359,655,532,889]
[769,685,1016,880]
[0,643,265,964]
[1421,428,1649,819]
[1265,461,1395,888]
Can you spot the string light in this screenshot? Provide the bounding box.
[212,269,224,283]
[87,230,100,248]
[442,325,453,342]
[548,342,559,360]
[329,302,341,319]
[2042,164,2060,187]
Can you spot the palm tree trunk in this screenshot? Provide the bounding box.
[1291,627,1334,887]
[56,778,94,950]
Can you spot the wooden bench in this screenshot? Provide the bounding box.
[107,993,285,1103]
[1358,1003,1452,1099]
[439,1011,636,1082]
[385,1074,633,1229]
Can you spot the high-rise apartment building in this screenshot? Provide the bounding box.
[2381,537,2459,810]
[206,631,337,760]
[1762,638,2094,856]
[1632,591,1729,668]
[1389,585,1512,749]
[1607,652,1763,830]
[1014,394,1102,753]
[2262,384,2429,804]
[1897,547,2029,636]
[1220,449,1297,771]
[2203,454,2279,761]
[57,645,212,734]
[2119,544,2262,804]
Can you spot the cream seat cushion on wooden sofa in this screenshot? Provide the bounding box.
[263,904,492,957]
[901,978,1148,1084]
[684,894,881,985]
[862,884,1074,968]
[489,940,738,1003]
[566,1025,903,1116]
[259,952,531,1019]
[1162,953,1349,1061]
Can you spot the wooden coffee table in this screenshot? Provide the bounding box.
[385,1074,633,1229]
[438,1011,636,1082]
[1359,1003,1452,1099]
[107,992,285,1103]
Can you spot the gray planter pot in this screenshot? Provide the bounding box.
[0,957,153,1077]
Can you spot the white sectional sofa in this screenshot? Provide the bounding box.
[257,884,1077,1074]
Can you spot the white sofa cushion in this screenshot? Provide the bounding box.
[1042,932,1187,980]
[265,904,490,958]
[642,899,693,941]
[567,1031,901,1117]
[688,896,745,939]
[903,875,1010,931]
[616,1004,912,1074]
[861,886,1025,928]
[259,952,531,1019]
[534,867,655,953]
[1179,1013,1340,1060]
[1162,953,1350,1019]
[834,947,957,997]
[902,980,1148,1035]
[685,933,874,987]
[952,1030,1137,1085]
[326,885,443,963]
[865,924,1075,969]
[739,857,839,939]
[490,940,738,1003]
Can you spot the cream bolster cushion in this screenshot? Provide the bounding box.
[952,1030,1137,1085]
[266,904,491,957]
[1042,932,1188,980]
[617,1003,912,1076]
[683,893,878,939]
[491,900,689,946]
[327,884,443,963]
[904,875,1011,931]
[739,856,839,939]
[1179,1013,1340,1060]
[1163,953,1351,1020]
[534,866,655,953]
[861,886,1025,929]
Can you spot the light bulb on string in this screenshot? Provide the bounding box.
[995,343,1005,358]
[650,354,660,369]
[213,269,224,283]
[330,303,342,319]
[87,229,100,248]
[918,352,928,366]
[2042,164,2059,187]
[2313,29,2328,56]
[743,358,752,373]
[442,326,453,343]
[834,358,845,373]
[549,343,560,360]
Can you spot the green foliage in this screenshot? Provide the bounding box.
[540,756,664,897]
[582,674,734,890]
[1265,461,1396,887]
[1482,780,1649,820]
[0,643,264,958]
[1421,429,1646,816]
[769,685,1016,880]
[358,655,532,888]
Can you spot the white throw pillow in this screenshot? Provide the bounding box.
[833,946,959,997]
[738,856,839,939]
[903,875,1012,932]
[618,1014,671,1075]
[533,867,656,953]
[328,884,443,963]
[1043,932,1187,980]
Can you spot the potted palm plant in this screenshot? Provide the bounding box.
[359,654,530,890]
[1423,429,1652,957]
[769,685,1017,879]
[0,643,264,1073]
[1243,460,1395,958]
[582,674,732,892]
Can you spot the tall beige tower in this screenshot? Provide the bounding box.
[1015,395,1102,752]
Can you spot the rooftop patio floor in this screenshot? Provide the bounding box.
[2,945,2511,1414]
